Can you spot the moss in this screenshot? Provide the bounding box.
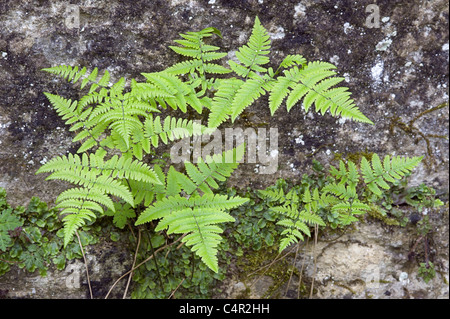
[332,150,374,164]
[333,281,356,295]
[235,244,310,298]
[367,205,401,226]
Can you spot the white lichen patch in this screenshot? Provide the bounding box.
[343,22,353,35]
[294,3,307,19]
[329,55,340,65]
[376,38,393,51]
[269,26,285,40]
[376,27,397,52]
[295,135,305,145]
[371,58,385,86]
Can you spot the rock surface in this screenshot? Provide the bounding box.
[0,0,448,299]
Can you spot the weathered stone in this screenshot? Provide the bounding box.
[0,0,448,298]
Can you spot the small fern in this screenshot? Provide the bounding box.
[260,153,423,252]
[201,16,373,127]
[37,151,163,246]
[135,144,248,272]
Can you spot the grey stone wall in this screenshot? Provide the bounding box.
[0,0,448,299]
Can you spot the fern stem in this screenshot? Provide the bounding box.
[76,230,93,299]
[297,237,309,299]
[309,224,318,299]
[105,233,187,299]
[167,277,185,299]
[285,241,301,296]
[123,228,141,299]
[145,225,164,290]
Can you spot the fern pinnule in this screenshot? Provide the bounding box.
[229,16,271,78]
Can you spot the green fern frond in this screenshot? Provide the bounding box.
[43,93,80,126]
[208,78,243,128]
[140,115,205,152]
[168,27,230,79]
[267,185,325,252]
[56,187,115,212]
[182,143,246,195]
[142,72,203,113]
[258,187,286,204]
[136,193,247,272]
[36,151,165,245]
[267,61,373,123]
[37,152,162,187]
[361,154,423,196]
[273,204,325,252]
[42,65,109,93]
[230,77,267,122]
[60,209,96,247]
[278,55,307,70]
[229,16,271,78]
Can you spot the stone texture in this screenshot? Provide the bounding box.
[0,0,448,299]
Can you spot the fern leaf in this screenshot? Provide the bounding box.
[232,16,271,77]
[42,65,87,84]
[208,78,243,128]
[43,93,79,126]
[269,77,291,115]
[142,115,206,153]
[230,77,266,122]
[361,154,423,196]
[56,187,115,212]
[169,143,245,196]
[279,55,307,69]
[168,26,229,81]
[61,209,96,247]
[268,61,374,123]
[142,72,200,113]
[136,193,246,272]
[43,65,110,94]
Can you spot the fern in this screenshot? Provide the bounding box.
[42,65,110,93]
[37,19,394,282]
[260,186,326,252]
[140,115,205,151]
[36,151,163,246]
[208,78,243,128]
[229,16,271,78]
[207,16,373,126]
[136,194,247,272]
[135,144,248,272]
[168,27,231,79]
[360,154,424,196]
[260,153,423,251]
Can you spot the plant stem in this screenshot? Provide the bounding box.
[123,228,141,299]
[105,233,186,299]
[76,230,93,299]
